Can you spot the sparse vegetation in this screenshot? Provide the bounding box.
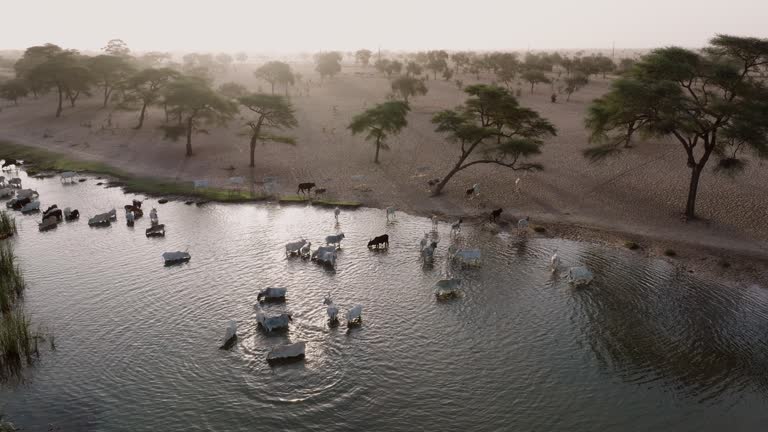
[0,212,16,240]
[584,35,768,219]
[0,140,268,202]
[349,100,410,163]
[624,241,640,250]
[430,84,556,195]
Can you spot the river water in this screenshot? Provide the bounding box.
[1,170,767,431]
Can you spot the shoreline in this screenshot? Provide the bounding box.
[2,139,766,287]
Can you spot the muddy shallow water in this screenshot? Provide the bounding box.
[1,171,767,431]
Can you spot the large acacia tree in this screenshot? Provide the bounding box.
[355,49,372,67]
[26,49,92,117]
[315,52,343,81]
[431,84,556,195]
[584,35,768,219]
[348,101,410,163]
[88,54,135,107]
[391,75,427,102]
[161,76,237,157]
[122,67,180,129]
[237,93,298,167]
[254,61,292,94]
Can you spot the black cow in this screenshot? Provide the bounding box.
[297,182,316,195]
[43,207,63,222]
[1,159,22,170]
[367,234,389,249]
[65,209,80,221]
[489,208,503,222]
[11,197,31,210]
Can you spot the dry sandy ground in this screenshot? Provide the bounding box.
[1,63,767,283]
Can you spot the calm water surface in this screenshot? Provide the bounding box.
[1,171,768,431]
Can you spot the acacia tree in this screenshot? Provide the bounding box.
[14,44,63,98]
[355,49,372,67]
[391,75,427,102]
[584,35,768,219]
[237,93,298,167]
[405,61,422,77]
[0,79,29,105]
[315,51,343,81]
[122,67,180,129]
[431,84,556,195]
[521,69,551,93]
[493,53,520,89]
[451,52,472,74]
[562,73,589,101]
[348,101,410,163]
[27,50,92,117]
[161,77,237,157]
[88,55,135,107]
[255,61,291,94]
[102,39,130,57]
[218,82,247,99]
[425,50,449,80]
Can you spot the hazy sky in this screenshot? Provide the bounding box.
[2,0,766,53]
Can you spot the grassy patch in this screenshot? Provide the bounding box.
[664,249,677,257]
[624,241,640,250]
[279,195,311,203]
[0,211,15,240]
[313,199,362,209]
[0,140,267,203]
[278,195,361,208]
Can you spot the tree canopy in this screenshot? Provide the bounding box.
[88,54,135,107]
[355,49,372,67]
[255,61,293,94]
[0,79,29,105]
[25,48,93,117]
[348,100,410,163]
[122,67,180,129]
[315,51,343,80]
[391,75,428,102]
[237,93,298,167]
[562,73,589,101]
[161,76,237,156]
[521,69,551,93]
[584,34,768,218]
[430,84,556,195]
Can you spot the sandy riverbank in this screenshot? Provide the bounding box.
[1,63,767,285]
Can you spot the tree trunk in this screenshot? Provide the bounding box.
[55,86,63,118]
[432,162,464,196]
[684,165,702,219]
[185,116,194,157]
[135,103,148,129]
[271,82,275,94]
[248,116,264,167]
[374,135,381,164]
[530,82,535,93]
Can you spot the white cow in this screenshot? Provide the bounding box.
[325,233,345,247]
[386,206,396,222]
[285,239,308,256]
[323,295,339,323]
[346,305,363,327]
[550,250,560,273]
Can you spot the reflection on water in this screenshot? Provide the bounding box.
[1,170,767,431]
